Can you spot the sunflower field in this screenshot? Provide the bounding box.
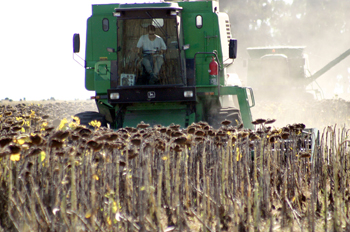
[0,99,350,231]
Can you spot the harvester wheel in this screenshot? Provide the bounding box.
[74,111,107,129]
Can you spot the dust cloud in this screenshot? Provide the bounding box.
[250,98,350,130]
[219,0,350,130]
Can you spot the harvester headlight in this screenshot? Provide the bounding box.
[110,93,120,100]
[170,10,178,16]
[113,12,121,17]
[184,91,193,98]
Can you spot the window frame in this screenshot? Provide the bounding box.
[195,15,203,29]
[102,18,109,32]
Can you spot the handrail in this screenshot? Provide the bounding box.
[247,87,255,108]
[193,51,221,96]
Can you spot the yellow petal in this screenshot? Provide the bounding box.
[71,116,80,125]
[58,118,68,130]
[85,209,92,218]
[107,216,112,225]
[112,201,118,213]
[40,151,46,162]
[89,120,101,128]
[15,135,30,144]
[10,153,20,161]
[16,138,26,145]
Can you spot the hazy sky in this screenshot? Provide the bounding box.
[2,0,344,101]
[0,0,159,101]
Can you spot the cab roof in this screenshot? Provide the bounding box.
[116,2,182,11]
[247,46,306,59]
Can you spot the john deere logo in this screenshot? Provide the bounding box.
[147,91,156,98]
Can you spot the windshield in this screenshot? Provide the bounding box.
[117,18,183,86]
[261,55,290,86]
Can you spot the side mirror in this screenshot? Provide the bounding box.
[73,33,80,53]
[229,39,237,59]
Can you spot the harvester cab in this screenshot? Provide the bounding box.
[246,46,316,100]
[73,1,255,130]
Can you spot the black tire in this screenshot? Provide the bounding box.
[74,111,107,129]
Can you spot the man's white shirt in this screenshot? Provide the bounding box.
[137,34,166,56]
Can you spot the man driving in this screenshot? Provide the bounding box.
[137,25,166,84]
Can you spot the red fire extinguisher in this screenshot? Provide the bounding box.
[209,57,218,85]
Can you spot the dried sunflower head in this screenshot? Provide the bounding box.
[173,136,187,145]
[221,119,232,126]
[130,138,141,146]
[50,138,64,148]
[187,126,196,134]
[9,144,21,154]
[194,129,205,137]
[252,118,266,125]
[265,118,276,125]
[169,123,181,130]
[0,137,13,148]
[137,121,150,129]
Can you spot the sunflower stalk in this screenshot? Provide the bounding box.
[175,151,181,227]
[125,145,132,213]
[165,144,171,208]
[157,162,163,232]
[196,158,200,213]
[184,145,190,209]
[115,149,120,214]
[202,141,207,232]
[30,176,52,228]
[70,151,77,226]
[90,155,96,230]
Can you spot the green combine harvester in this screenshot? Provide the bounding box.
[73,0,255,129]
[246,46,350,100]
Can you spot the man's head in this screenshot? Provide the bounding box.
[147,25,156,35]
